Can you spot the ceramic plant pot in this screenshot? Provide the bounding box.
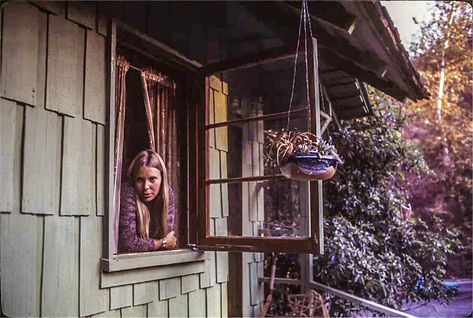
[279,152,339,181]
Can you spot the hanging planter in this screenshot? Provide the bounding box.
[264,130,343,181]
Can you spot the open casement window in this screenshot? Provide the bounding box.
[102,21,205,272]
[196,38,324,254]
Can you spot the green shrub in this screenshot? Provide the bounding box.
[314,93,462,317]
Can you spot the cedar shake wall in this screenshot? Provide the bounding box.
[0,2,228,317]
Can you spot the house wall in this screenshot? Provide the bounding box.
[0,2,228,317]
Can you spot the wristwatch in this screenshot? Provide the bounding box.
[161,238,168,248]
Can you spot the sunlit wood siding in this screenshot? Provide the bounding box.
[0,2,228,317]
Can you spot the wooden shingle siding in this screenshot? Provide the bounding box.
[0,100,23,213]
[206,284,222,318]
[61,117,95,216]
[0,3,229,318]
[181,274,200,294]
[84,30,107,124]
[22,106,61,215]
[0,213,43,317]
[147,298,168,317]
[209,184,222,219]
[96,11,109,37]
[169,293,188,317]
[221,282,228,318]
[200,252,217,288]
[133,282,156,306]
[31,1,64,15]
[1,3,44,106]
[67,2,96,29]
[42,215,79,317]
[216,251,229,283]
[215,92,228,152]
[188,288,206,317]
[121,304,147,317]
[110,285,133,310]
[159,277,180,300]
[101,261,205,288]
[92,306,121,318]
[96,124,106,216]
[46,14,84,117]
[80,216,107,317]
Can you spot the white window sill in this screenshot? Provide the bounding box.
[101,249,207,272]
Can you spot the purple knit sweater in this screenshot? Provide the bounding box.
[118,183,176,253]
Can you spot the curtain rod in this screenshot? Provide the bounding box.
[125,62,176,90]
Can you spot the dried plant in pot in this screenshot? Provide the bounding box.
[264,130,343,181]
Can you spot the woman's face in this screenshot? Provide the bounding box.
[134,166,162,202]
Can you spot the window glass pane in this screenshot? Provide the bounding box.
[207,116,309,180]
[208,179,310,238]
[209,55,309,124]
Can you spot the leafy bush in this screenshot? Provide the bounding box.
[313,92,462,317]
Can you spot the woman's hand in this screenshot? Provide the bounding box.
[164,231,177,248]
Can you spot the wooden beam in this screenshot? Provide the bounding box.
[200,43,301,75]
[258,277,301,286]
[307,36,324,255]
[205,107,308,129]
[274,2,389,77]
[206,175,285,185]
[197,236,318,254]
[116,20,202,71]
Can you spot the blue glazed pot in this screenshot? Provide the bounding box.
[280,152,339,181]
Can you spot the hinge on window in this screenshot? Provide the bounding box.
[313,234,319,244]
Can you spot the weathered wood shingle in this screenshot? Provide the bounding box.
[46,14,84,117]
[169,293,188,317]
[96,124,105,216]
[110,285,133,310]
[0,100,23,213]
[67,2,96,29]
[181,274,200,294]
[80,216,107,316]
[133,282,156,306]
[159,277,179,300]
[188,288,206,317]
[0,213,43,317]
[121,304,147,317]
[1,3,44,106]
[61,117,96,216]
[206,284,222,318]
[42,215,79,317]
[147,299,168,317]
[22,107,61,215]
[84,30,107,124]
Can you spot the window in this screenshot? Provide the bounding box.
[102,21,204,272]
[194,38,324,254]
[102,20,324,272]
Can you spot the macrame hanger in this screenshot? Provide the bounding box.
[286,0,314,132]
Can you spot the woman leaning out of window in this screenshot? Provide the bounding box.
[119,150,177,253]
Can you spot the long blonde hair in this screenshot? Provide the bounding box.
[127,150,170,239]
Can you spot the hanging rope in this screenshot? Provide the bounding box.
[286,0,316,132]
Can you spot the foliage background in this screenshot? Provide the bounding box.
[404,2,472,271]
[312,91,462,317]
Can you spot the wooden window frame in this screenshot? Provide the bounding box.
[101,20,204,272]
[195,37,324,255]
[101,18,324,265]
